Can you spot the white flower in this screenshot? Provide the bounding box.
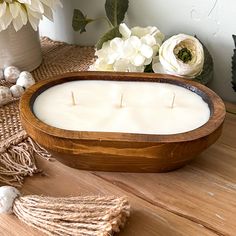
[0,0,62,32]
[131,26,165,42]
[90,23,165,72]
[86,58,114,72]
[119,23,131,39]
[153,34,204,78]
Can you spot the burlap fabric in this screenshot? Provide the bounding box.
[0,37,95,186]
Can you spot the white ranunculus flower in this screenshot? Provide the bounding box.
[90,23,165,72]
[0,0,62,32]
[152,56,166,74]
[153,34,204,78]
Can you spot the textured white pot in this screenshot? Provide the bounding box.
[0,24,42,72]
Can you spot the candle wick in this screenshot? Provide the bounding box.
[120,93,124,108]
[171,92,176,109]
[71,91,76,106]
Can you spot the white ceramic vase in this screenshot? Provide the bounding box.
[0,24,42,72]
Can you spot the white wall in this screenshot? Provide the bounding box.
[39,0,236,102]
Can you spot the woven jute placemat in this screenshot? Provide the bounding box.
[0,37,95,186]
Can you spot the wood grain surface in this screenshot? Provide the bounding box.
[0,102,235,236]
[20,71,226,172]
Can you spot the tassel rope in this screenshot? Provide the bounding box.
[0,186,130,236]
[0,136,51,187]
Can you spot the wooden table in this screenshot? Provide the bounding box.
[0,103,235,236]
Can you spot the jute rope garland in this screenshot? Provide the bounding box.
[0,37,95,187]
[0,186,130,236]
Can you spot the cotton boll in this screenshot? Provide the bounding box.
[17,71,35,89]
[4,66,21,83]
[10,85,25,98]
[0,86,12,107]
[0,186,20,214]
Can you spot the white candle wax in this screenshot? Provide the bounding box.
[33,80,210,135]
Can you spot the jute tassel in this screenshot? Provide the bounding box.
[0,133,51,187]
[0,186,130,236]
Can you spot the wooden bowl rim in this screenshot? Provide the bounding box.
[20,71,226,143]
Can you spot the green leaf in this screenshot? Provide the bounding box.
[144,63,154,73]
[193,36,214,85]
[72,9,94,33]
[96,26,122,50]
[105,0,129,27]
[231,35,236,92]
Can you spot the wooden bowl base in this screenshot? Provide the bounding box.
[20,72,226,173]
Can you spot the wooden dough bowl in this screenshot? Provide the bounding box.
[20,72,226,172]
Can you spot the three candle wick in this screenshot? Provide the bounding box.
[171,92,176,109]
[71,91,176,109]
[71,91,76,106]
[120,93,124,108]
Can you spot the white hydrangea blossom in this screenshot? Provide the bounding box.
[89,23,165,72]
[0,0,62,32]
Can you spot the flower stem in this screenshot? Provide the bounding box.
[94,17,113,28]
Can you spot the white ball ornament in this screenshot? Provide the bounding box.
[4,66,21,83]
[0,186,20,214]
[10,85,25,98]
[0,86,12,106]
[17,71,35,89]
